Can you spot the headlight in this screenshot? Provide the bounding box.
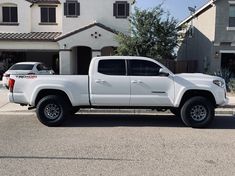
[213,80,225,88]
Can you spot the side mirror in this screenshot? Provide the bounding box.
[159,68,170,77]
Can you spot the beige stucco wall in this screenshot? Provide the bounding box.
[31,3,62,32]
[0,0,31,33]
[61,0,131,35]
[57,25,118,50]
[0,41,59,50]
[177,4,216,72]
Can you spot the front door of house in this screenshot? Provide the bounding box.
[77,46,92,75]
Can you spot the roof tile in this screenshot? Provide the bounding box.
[26,0,60,4]
[0,32,62,41]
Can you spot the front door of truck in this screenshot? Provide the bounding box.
[129,59,175,107]
[90,59,130,106]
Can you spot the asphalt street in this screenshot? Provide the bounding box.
[1,113,235,176]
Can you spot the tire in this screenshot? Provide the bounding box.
[170,108,181,117]
[180,96,214,128]
[36,95,68,127]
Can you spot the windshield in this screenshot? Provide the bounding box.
[9,64,34,70]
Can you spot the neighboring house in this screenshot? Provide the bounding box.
[0,0,134,74]
[177,0,235,74]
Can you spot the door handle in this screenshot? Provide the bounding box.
[95,79,105,83]
[131,80,138,83]
[131,80,142,84]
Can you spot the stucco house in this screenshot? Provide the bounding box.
[0,0,134,74]
[177,0,235,74]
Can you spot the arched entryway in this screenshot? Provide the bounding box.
[76,46,92,75]
[101,46,117,56]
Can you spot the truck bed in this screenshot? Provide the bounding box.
[10,75,90,107]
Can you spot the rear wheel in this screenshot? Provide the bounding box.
[180,96,214,128]
[36,95,68,126]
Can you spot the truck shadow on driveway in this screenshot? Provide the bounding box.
[62,114,235,129]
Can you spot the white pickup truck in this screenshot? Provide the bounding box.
[8,56,228,128]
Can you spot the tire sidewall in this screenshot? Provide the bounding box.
[36,95,67,126]
[181,97,214,128]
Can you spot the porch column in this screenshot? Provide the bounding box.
[59,50,72,75]
[92,49,101,58]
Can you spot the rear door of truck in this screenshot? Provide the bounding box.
[89,59,130,106]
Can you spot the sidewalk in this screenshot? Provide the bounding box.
[0,85,235,115]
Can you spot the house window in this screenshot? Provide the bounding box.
[113,1,130,18]
[229,5,235,27]
[2,6,18,22]
[40,6,56,23]
[64,1,80,17]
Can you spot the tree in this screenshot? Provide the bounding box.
[116,5,179,60]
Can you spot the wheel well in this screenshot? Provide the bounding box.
[180,90,216,107]
[35,89,72,107]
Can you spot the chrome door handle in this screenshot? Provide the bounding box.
[95,79,105,83]
[131,80,138,83]
[131,80,142,84]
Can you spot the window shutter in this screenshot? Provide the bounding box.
[113,3,117,17]
[76,2,80,16]
[64,2,68,15]
[126,3,130,16]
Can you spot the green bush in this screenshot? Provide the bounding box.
[229,79,235,93]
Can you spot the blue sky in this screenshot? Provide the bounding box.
[136,0,209,21]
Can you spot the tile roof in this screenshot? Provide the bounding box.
[26,0,60,4]
[0,32,62,41]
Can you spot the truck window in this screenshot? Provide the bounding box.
[98,60,126,76]
[37,64,50,71]
[128,60,161,76]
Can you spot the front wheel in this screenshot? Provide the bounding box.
[180,96,214,128]
[36,95,68,126]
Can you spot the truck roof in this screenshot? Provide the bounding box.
[93,56,157,61]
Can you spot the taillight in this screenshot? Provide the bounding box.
[28,72,35,75]
[9,79,15,93]
[3,74,10,77]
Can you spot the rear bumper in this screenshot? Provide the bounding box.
[8,92,28,105]
[8,92,14,103]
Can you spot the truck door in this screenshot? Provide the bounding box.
[128,59,175,107]
[90,59,130,106]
